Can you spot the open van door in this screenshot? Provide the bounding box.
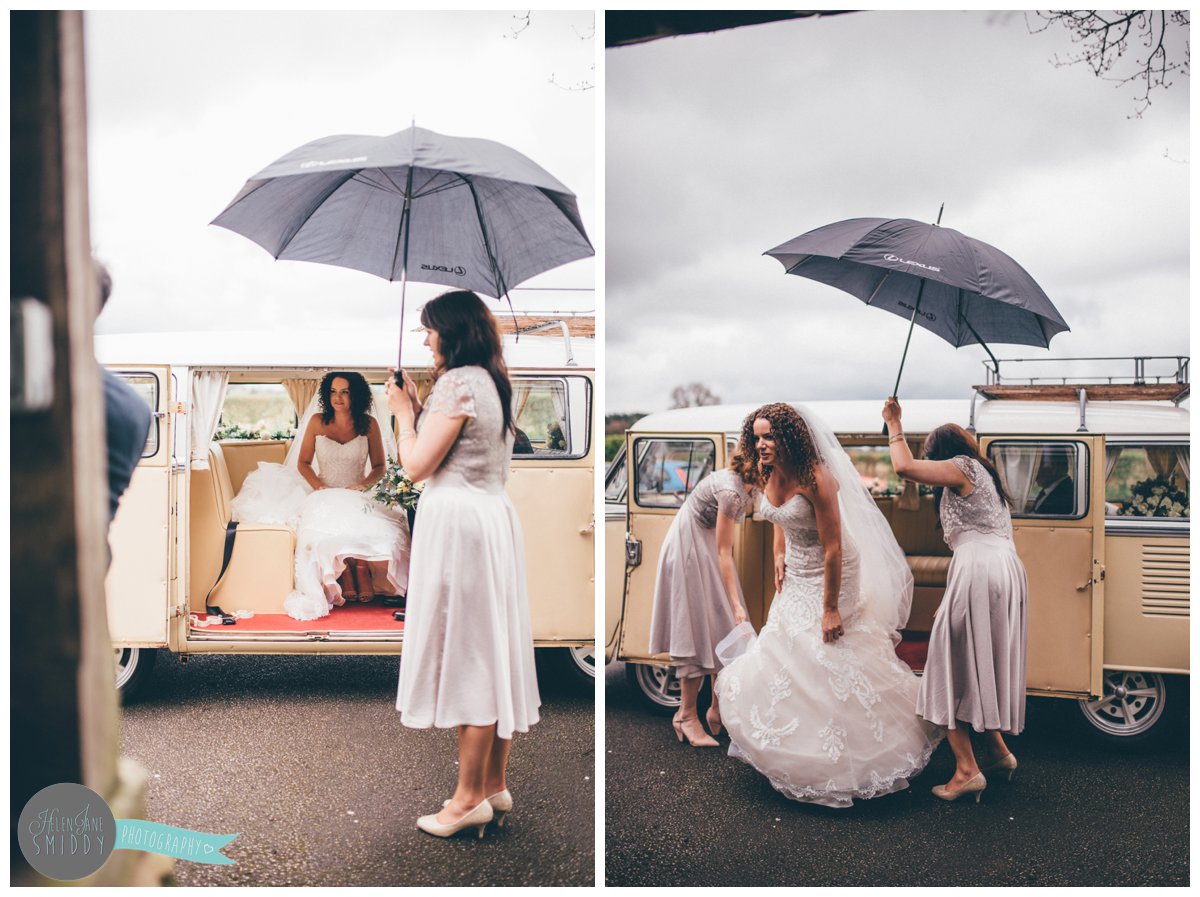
[105,367,174,694]
[982,435,1106,697]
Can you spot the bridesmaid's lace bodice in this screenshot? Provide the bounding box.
[419,366,512,492]
[315,434,369,489]
[685,468,755,529]
[940,456,1014,546]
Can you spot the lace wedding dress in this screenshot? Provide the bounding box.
[282,434,410,621]
[717,491,943,807]
[715,404,943,808]
[230,399,410,622]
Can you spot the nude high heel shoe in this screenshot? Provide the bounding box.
[443,790,513,827]
[932,772,987,803]
[672,714,718,748]
[417,799,493,839]
[980,752,1018,782]
[705,706,723,737]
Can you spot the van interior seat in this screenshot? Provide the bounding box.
[189,443,295,615]
[874,494,950,633]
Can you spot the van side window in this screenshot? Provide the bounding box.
[512,376,590,460]
[1105,444,1189,519]
[633,438,716,508]
[217,384,296,440]
[605,448,628,503]
[988,441,1087,519]
[118,372,159,458]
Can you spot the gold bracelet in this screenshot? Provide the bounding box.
[888,433,905,444]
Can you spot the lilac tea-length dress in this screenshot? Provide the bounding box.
[396,366,540,739]
[648,468,755,679]
[917,455,1029,734]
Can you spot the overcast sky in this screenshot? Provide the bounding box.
[606,11,1189,413]
[86,10,595,337]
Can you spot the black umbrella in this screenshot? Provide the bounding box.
[765,211,1070,399]
[213,125,594,366]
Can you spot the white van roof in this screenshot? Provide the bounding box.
[630,398,1188,437]
[95,328,593,371]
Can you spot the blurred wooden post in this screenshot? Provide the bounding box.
[10,10,166,885]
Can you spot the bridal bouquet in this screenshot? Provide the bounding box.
[1119,475,1189,518]
[372,461,423,512]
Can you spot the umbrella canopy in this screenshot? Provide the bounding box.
[212,125,594,299]
[765,217,1069,352]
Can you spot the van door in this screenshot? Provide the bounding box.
[105,367,174,647]
[618,432,723,662]
[507,374,595,646]
[983,436,1105,697]
[604,444,630,662]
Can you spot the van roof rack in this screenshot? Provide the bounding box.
[969,355,1189,433]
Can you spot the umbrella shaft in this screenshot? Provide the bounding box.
[891,281,925,398]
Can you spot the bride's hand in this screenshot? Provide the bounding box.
[773,555,786,592]
[822,609,845,643]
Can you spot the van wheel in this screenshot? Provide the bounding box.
[625,662,681,714]
[114,647,156,702]
[562,645,597,683]
[1076,670,1176,749]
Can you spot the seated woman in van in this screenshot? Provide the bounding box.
[231,371,410,621]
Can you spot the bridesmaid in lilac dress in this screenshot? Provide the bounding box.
[648,427,757,747]
[884,398,1028,804]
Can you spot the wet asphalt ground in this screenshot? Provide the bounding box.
[120,652,595,887]
[605,662,1189,887]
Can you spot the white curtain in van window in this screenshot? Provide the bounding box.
[190,371,229,469]
[995,445,1041,513]
[1104,445,1122,481]
[282,378,320,419]
[1175,446,1189,482]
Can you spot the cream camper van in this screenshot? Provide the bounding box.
[606,360,1189,747]
[98,323,596,698]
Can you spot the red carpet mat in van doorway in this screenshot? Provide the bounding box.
[896,631,928,672]
[191,604,404,633]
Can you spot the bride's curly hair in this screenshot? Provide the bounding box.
[318,371,374,436]
[730,402,822,489]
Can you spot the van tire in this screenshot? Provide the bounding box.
[1075,670,1182,749]
[560,645,597,686]
[626,662,682,714]
[114,647,157,703]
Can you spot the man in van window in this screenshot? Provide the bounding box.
[1032,451,1074,515]
[96,260,152,524]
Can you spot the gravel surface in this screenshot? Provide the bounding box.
[120,651,595,887]
[605,662,1189,887]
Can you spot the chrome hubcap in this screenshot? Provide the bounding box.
[1079,671,1165,737]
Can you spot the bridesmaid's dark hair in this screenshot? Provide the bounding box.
[318,371,374,436]
[923,423,1011,521]
[730,402,821,490]
[421,290,514,437]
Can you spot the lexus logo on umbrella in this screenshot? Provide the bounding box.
[884,253,942,273]
[420,263,467,277]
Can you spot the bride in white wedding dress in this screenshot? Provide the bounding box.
[716,403,942,808]
[231,371,410,621]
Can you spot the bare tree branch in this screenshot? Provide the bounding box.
[1029,10,1190,118]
